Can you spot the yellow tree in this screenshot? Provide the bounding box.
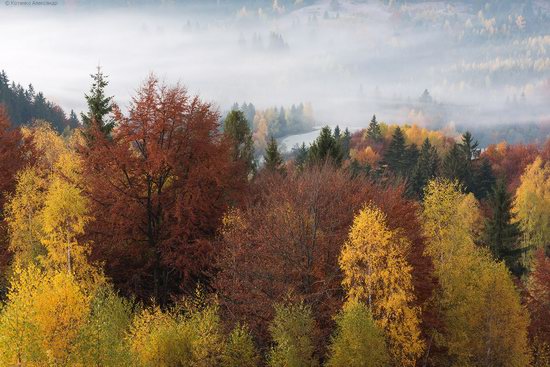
[0,265,90,366]
[339,203,423,367]
[5,167,48,267]
[513,157,550,264]
[422,179,531,366]
[41,151,94,281]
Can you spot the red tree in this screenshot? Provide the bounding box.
[81,76,242,302]
[482,142,539,192]
[215,165,437,352]
[0,106,29,281]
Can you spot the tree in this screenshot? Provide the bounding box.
[75,286,133,366]
[128,302,224,367]
[366,114,382,142]
[422,179,531,366]
[526,250,550,366]
[340,128,351,160]
[308,126,343,166]
[293,142,308,170]
[81,76,241,302]
[383,126,407,176]
[473,157,496,199]
[81,66,115,137]
[268,302,318,367]
[224,110,256,177]
[222,324,259,367]
[0,106,28,284]
[441,143,467,186]
[0,265,90,366]
[41,152,95,281]
[408,138,439,199]
[263,136,285,174]
[513,157,550,264]
[483,180,524,275]
[339,203,424,366]
[216,166,436,350]
[326,300,388,367]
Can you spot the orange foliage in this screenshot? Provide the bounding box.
[482,141,540,192]
[215,165,437,350]
[80,76,243,303]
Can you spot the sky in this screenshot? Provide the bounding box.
[1,0,549,135]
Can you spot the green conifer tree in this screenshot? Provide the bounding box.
[264,136,285,174]
[81,67,115,137]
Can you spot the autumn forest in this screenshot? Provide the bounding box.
[0,63,547,367]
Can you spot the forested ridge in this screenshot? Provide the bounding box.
[0,69,549,367]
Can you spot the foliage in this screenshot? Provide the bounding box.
[224,109,256,177]
[339,203,424,366]
[128,302,224,367]
[81,66,115,138]
[483,179,524,275]
[422,179,531,366]
[268,302,318,367]
[326,300,388,367]
[81,75,242,302]
[222,323,259,367]
[263,136,285,174]
[75,285,134,366]
[0,265,90,366]
[513,157,550,263]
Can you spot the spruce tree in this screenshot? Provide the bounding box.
[459,131,479,190]
[409,138,439,198]
[366,114,382,142]
[442,143,467,186]
[473,157,496,199]
[264,136,285,174]
[81,66,115,137]
[383,126,407,176]
[224,110,256,177]
[308,126,343,166]
[293,142,308,170]
[483,180,524,275]
[341,128,351,160]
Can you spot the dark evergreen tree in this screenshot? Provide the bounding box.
[341,128,351,160]
[81,67,115,137]
[442,143,468,186]
[366,114,382,142]
[0,70,70,131]
[473,157,496,199]
[483,180,525,276]
[263,136,285,174]
[308,126,343,166]
[408,138,439,198]
[382,126,407,176]
[224,110,256,177]
[333,125,341,140]
[459,131,479,190]
[293,142,309,170]
[404,143,419,176]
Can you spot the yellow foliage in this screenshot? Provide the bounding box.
[422,179,531,366]
[5,167,48,267]
[0,265,90,366]
[513,157,550,262]
[339,203,424,367]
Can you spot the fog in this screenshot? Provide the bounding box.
[1,0,549,143]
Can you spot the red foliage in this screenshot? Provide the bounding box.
[0,106,29,278]
[526,249,550,345]
[482,142,539,192]
[80,76,243,303]
[215,165,437,351]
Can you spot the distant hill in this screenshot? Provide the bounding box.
[0,70,79,132]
